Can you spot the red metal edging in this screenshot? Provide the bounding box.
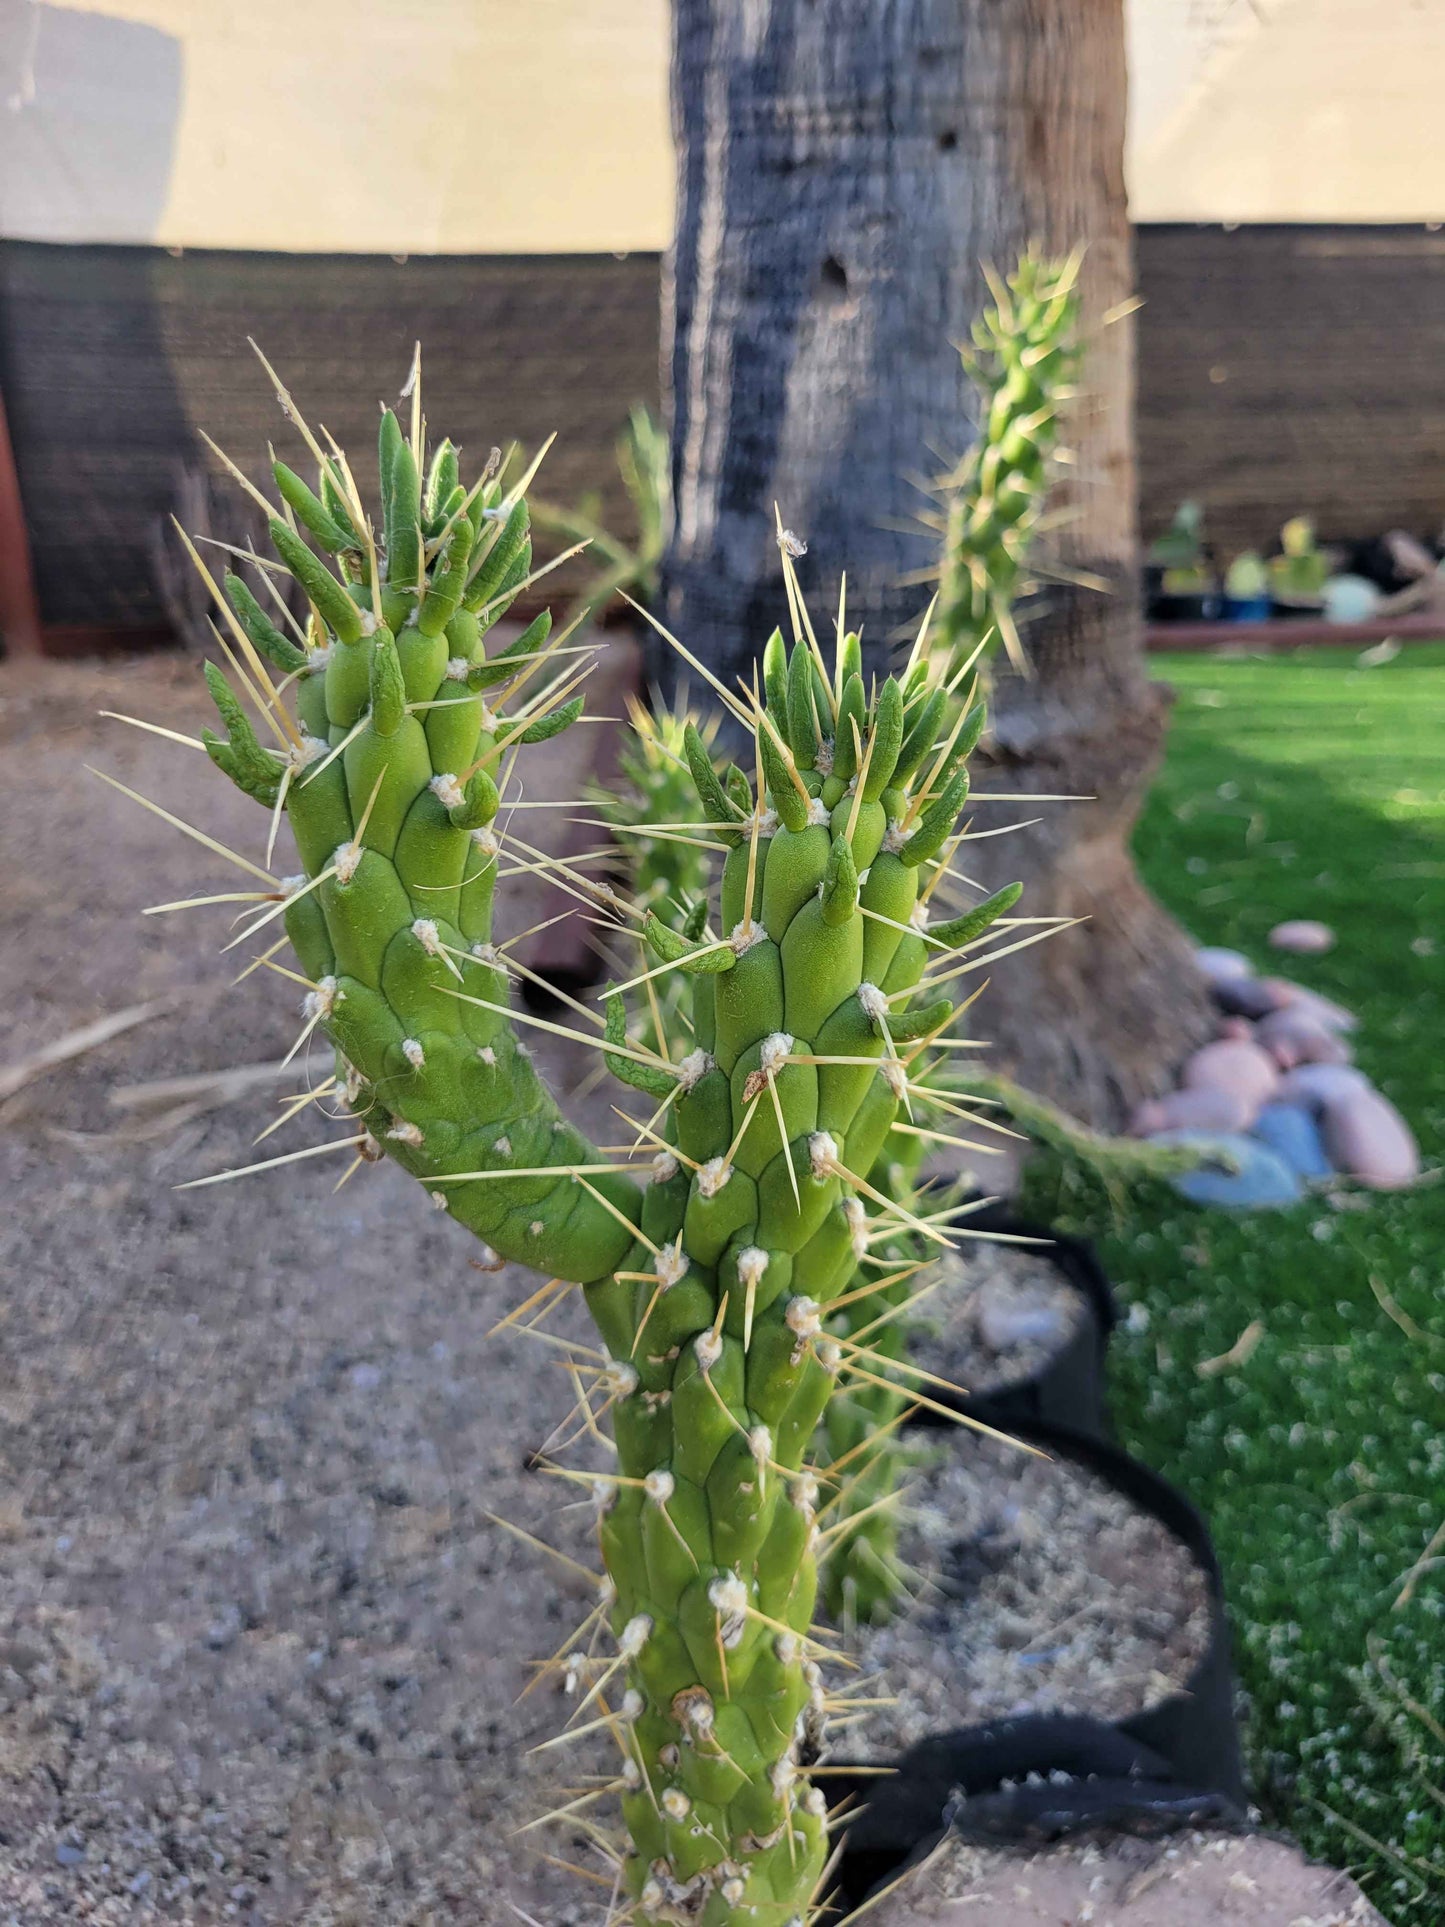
[0,385,43,658]
[1146,616,1444,653]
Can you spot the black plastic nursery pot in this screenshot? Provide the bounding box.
[1269,595,1325,621]
[946,1204,1118,1439]
[824,1417,1245,1914]
[820,1215,1246,1917]
[1147,589,1220,624]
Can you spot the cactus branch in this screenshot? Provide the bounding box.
[100,359,1044,1925]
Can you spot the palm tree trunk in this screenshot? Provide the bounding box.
[662,0,1211,1123]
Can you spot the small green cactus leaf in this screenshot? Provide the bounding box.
[269,519,363,645]
[860,675,905,801]
[224,572,306,674]
[200,661,282,806]
[642,912,692,963]
[272,459,353,553]
[942,699,988,779]
[762,625,788,722]
[899,767,970,867]
[682,720,745,842]
[643,911,734,974]
[378,408,404,533]
[832,671,867,784]
[516,694,583,745]
[759,721,808,833]
[445,768,499,830]
[368,629,406,737]
[464,495,530,614]
[819,831,859,927]
[384,432,423,594]
[786,639,819,769]
[723,763,753,816]
[882,995,956,1042]
[425,439,460,522]
[836,627,862,691]
[930,880,1022,949]
[681,897,709,943]
[463,609,551,689]
[603,988,677,1097]
[319,465,363,548]
[418,513,475,637]
[892,686,947,788]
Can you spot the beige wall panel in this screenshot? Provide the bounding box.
[0,0,675,251]
[2,0,1443,248]
[1128,0,1445,223]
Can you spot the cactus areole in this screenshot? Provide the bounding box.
[128,366,1020,1925]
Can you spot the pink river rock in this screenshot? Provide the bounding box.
[1195,946,1253,986]
[1269,919,1336,955]
[1260,978,1358,1033]
[1131,1086,1254,1137]
[1320,1087,1420,1190]
[1276,1063,1369,1109]
[1254,1007,1353,1069]
[1182,1039,1280,1119]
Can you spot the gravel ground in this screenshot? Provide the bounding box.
[846,1432,1212,1761]
[870,1828,1388,1926]
[0,656,624,1925]
[1,655,1366,1927]
[906,1242,1087,1399]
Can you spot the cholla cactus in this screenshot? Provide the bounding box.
[1269,515,1329,607]
[532,404,672,627]
[929,248,1081,674]
[597,693,724,1063]
[607,691,720,919]
[102,357,1024,1925]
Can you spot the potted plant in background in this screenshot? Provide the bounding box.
[1146,501,1218,622]
[1267,515,1330,618]
[1221,550,1271,623]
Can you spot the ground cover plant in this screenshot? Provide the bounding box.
[97,354,1044,1925]
[1051,643,1445,1921]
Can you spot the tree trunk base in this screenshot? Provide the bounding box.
[972,809,1214,1129]
[965,639,1214,1130]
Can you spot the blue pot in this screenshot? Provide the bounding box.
[1222,594,1271,623]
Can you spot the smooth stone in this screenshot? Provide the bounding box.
[1211,974,1277,1020]
[1182,1038,1280,1117]
[1277,1063,1370,1110]
[1149,1130,1303,1210]
[1195,946,1252,984]
[1252,1102,1333,1180]
[1254,1007,1353,1069]
[1261,977,1358,1032]
[1269,919,1335,955]
[55,1842,86,1867]
[1323,573,1383,623]
[1321,1088,1420,1190]
[1131,1086,1253,1137]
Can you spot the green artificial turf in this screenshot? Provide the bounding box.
[1042,644,1445,1920]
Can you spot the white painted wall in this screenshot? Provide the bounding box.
[0,0,674,250]
[0,0,1440,251]
[1126,0,1445,222]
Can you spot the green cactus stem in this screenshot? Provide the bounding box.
[532,404,673,627]
[930,248,1082,676]
[105,355,1015,1925]
[595,692,727,1063]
